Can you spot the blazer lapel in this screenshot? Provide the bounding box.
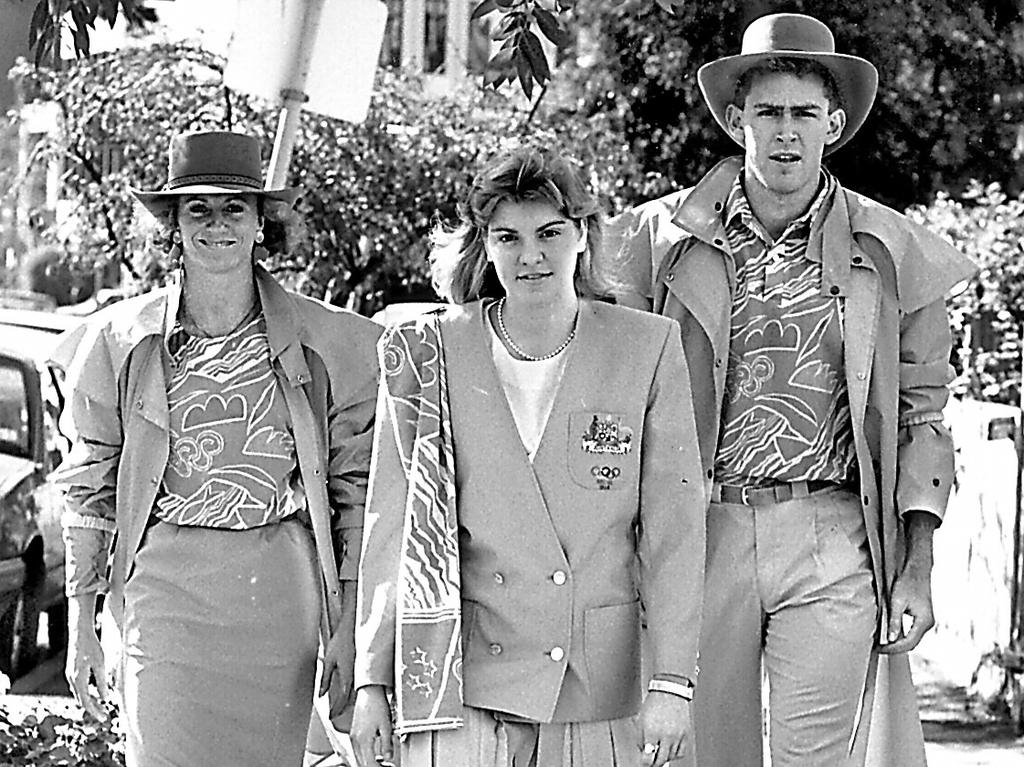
[444,303,569,557]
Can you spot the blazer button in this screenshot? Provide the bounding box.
[489,643,503,656]
[493,572,505,585]
[549,646,565,662]
[551,570,567,586]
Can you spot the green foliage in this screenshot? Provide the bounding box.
[9,43,641,314]
[26,0,157,67]
[908,181,1024,403]
[0,705,124,766]
[575,0,1024,210]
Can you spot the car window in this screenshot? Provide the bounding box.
[0,359,30,459]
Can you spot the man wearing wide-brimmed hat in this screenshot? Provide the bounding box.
[612,13,976,767]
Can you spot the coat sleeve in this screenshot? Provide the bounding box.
[353,375,407,689]
[326,359,379,583]
[894,298,956,521]
[51,322,122,598]
[636,325,707,679]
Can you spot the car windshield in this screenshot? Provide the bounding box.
[0,359,30,459]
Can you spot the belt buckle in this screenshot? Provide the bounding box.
[740,486,752,505]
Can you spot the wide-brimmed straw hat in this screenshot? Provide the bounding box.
[131,131,300,219]
[697,13,878,155]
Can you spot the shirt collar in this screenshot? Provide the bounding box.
[723,168,836,246]
[157,264,311,387]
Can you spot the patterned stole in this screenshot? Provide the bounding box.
[380,314,464,735]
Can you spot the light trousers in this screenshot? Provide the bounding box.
[402,706,641,767]
[693,487,877,767]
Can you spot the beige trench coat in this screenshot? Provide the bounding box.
[611,156,978,764]
[53,265,382,646]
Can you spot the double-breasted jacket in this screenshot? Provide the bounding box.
[355,299,706,723]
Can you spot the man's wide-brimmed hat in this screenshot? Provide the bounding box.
[697,13,878,155]
[131,131,300,219]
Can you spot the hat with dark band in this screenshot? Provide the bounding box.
[131,131,300,218]
[697,13,878,155]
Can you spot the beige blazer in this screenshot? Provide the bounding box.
[355,299,706,723]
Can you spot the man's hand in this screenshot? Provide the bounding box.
[350,685,395,767]
[639,691,692,766]
[879,510,938,654]
[319,626,356,718]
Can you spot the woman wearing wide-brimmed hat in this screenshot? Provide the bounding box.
[53,130,382,766]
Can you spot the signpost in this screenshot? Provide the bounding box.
[222,0,388,188]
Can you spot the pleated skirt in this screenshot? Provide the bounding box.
[120,518,320,767]
[402,706,643,767]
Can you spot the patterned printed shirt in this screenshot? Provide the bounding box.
[154,313,303,528]
[713,169,857,487]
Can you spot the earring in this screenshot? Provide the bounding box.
[255,229,265,244]
[171,230,182,243]
[168,243,182,270]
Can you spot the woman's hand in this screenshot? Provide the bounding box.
[65,595,108,722]
[319,626,356,719]
[350,685,395,767]
[639,691,692,766]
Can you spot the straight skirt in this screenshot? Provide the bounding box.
[402,706,642,767]
[120,518,320,767]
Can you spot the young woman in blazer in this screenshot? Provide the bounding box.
[351,148,707,767]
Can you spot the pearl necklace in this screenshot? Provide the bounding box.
[496,296,577,362]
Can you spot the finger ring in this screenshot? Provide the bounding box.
[643,743,658,755]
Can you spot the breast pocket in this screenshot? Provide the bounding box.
[568,411,638,492]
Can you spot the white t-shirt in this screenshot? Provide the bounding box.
[488,321,569,461]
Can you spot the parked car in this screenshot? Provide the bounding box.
[0,308,79,677]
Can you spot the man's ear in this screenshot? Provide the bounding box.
[825,107,847,146]
[725,103,746,146]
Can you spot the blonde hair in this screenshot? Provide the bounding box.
[430,147,613,304]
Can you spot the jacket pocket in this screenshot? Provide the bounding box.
[567,411,638,492]
[583,600,642,711]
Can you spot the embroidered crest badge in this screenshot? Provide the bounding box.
[580,413,633,455]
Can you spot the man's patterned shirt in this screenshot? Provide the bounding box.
[713,169,856,487]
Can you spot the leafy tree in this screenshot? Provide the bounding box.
[909,182,1024,405]
[570,0,1024,210]
[8,43,642,314]
[24,0,156,66]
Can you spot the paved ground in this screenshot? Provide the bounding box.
[914,652,1022,766]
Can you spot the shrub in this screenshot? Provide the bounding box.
[9,44,643,315]
[0,705,124,766]
[908,181,1024,404]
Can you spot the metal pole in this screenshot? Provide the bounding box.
[266,0,327,189]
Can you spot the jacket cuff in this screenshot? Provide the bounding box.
[62,525,113,597]
[337,526,362,581]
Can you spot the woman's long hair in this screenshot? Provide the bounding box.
[430,147,614,304]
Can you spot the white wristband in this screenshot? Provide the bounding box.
[648,678,695,701]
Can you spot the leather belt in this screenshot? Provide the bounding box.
[711,479,840,506]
